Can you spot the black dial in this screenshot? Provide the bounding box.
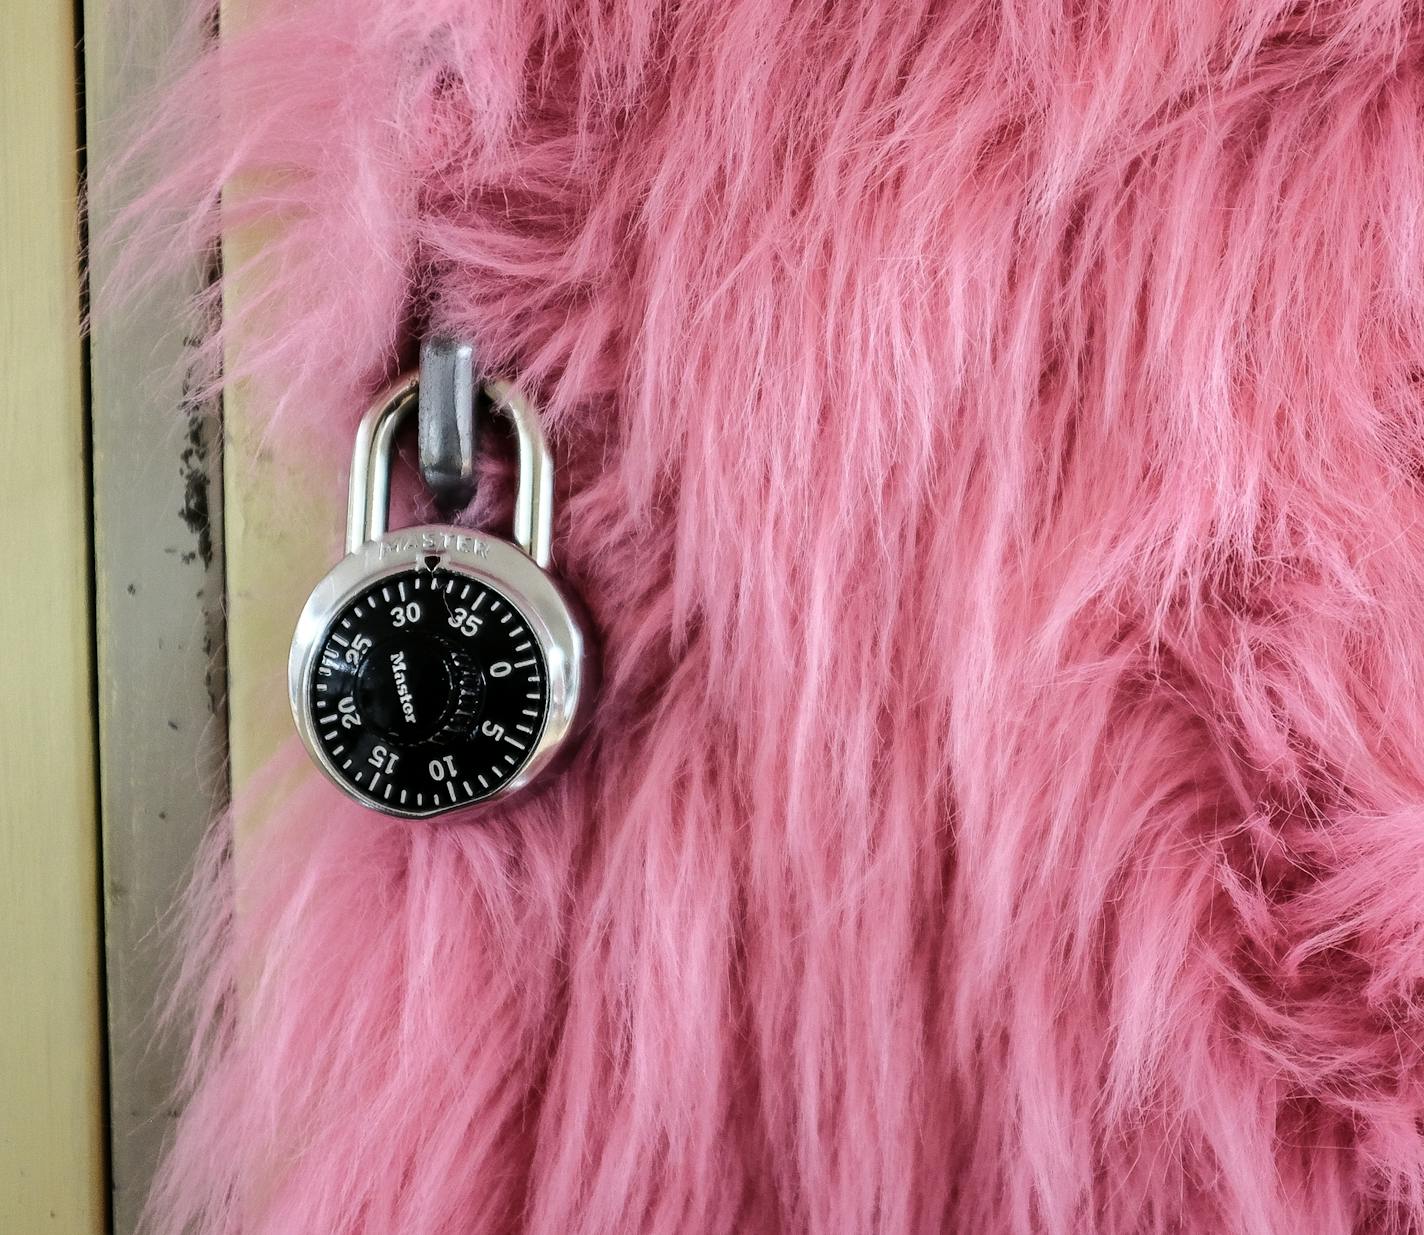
[308,566,549,814]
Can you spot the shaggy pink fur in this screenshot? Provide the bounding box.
[112,1,1424,1231]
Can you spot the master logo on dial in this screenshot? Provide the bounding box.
[308,566,549,815]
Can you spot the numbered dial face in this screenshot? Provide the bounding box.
[308,567,549,815]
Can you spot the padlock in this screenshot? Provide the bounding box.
[289,371,594,818]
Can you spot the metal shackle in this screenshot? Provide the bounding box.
[345,372,554,569]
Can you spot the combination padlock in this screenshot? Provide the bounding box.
[289,370,594,818]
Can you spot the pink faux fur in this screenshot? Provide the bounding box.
[112,1,1424,1231]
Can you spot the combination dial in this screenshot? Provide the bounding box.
[308,565,550,815]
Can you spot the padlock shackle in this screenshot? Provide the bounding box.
[484,378,554,570]
[347,374,417,556]
[347,371,554,569]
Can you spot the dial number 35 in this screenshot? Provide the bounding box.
[447,606,483,637]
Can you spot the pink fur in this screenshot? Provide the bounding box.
[111,1,1424,1231]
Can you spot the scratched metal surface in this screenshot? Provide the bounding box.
[84,7,229,1232]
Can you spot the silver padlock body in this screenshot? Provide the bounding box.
[290,525,592,819]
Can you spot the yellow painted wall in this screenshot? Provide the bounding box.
[0,2,107,1231]
[220,254,340,852]
[221,6,341,853]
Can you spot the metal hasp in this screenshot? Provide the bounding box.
[346,370,555,569]
[417,336,480,513]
